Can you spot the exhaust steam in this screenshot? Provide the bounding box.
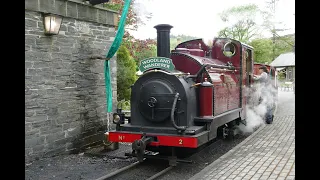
[237,82,278,134]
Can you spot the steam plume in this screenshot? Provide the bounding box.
[237,82,278,134]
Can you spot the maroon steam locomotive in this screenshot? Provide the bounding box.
[108,24,256,163]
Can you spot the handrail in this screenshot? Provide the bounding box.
[186,63,236,79]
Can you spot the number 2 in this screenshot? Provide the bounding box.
[178,139,183,145]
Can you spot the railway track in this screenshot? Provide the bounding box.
[95,161,142,180]
[94,159,174,180]
[93,138,224,180]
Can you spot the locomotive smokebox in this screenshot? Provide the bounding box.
[154,24,173,58]
[199,78,213,117]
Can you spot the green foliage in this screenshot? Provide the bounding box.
[223,51,234,57]
[103,0,141,30]
[102,0,155,111]
[103,0,156,65]
[220,4,260,21]
[277,71,286,81]
[169,34,200,50]
[217,4,261,43]
[249,34,294,63]
[170,34,200,41]
[249,38,273,63]
[122,36,157,69]
[117,99,131,111]
[121,33,200,69]
[134,44,157,68]
[116,45,137,102]
[274,34,295,58]
[103,2,122,11]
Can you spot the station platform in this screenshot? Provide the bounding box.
[188,91,295,180]
[188,115,295,180]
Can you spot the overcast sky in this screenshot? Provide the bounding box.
[129,0,295,41]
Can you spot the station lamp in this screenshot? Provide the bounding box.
[43,14,63,36]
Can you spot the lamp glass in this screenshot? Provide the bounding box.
[43,14,62,35]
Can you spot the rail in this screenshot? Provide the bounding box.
[94,161,142,180]
[146,166,174,180]
[93,160,175,180]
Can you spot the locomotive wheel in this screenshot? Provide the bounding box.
[217,123,238,140]
[226,127,237,140]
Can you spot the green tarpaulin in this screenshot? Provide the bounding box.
[105,0,132,112]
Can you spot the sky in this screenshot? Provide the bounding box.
[129,0,295,41]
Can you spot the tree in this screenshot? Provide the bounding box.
[217,4,262,43]
[249,34,294,64]
[132,44,157,70]
[274,34,295,58]
[104,0,157,68]
[122,35,157,68]
[102,0,157,109]
[116,45,137,101]
[249,38,273,63]
[103,0,148,30]
[169,34,200,50]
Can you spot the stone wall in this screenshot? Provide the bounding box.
[25,0,118,162]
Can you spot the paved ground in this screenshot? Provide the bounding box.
[188,90,295,180]
[25,90,295,180]
[276,90,295,116]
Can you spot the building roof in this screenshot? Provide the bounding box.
[270,52,295,67]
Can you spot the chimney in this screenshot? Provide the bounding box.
[154,24,173,58]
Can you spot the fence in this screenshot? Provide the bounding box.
[278,80,295,92]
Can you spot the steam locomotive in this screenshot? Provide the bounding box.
[108,24,262,164]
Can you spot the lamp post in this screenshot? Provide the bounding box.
[43,14,63,36]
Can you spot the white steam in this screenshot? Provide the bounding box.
[237,82,278,134]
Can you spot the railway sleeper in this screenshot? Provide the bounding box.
[125,148,193,166]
